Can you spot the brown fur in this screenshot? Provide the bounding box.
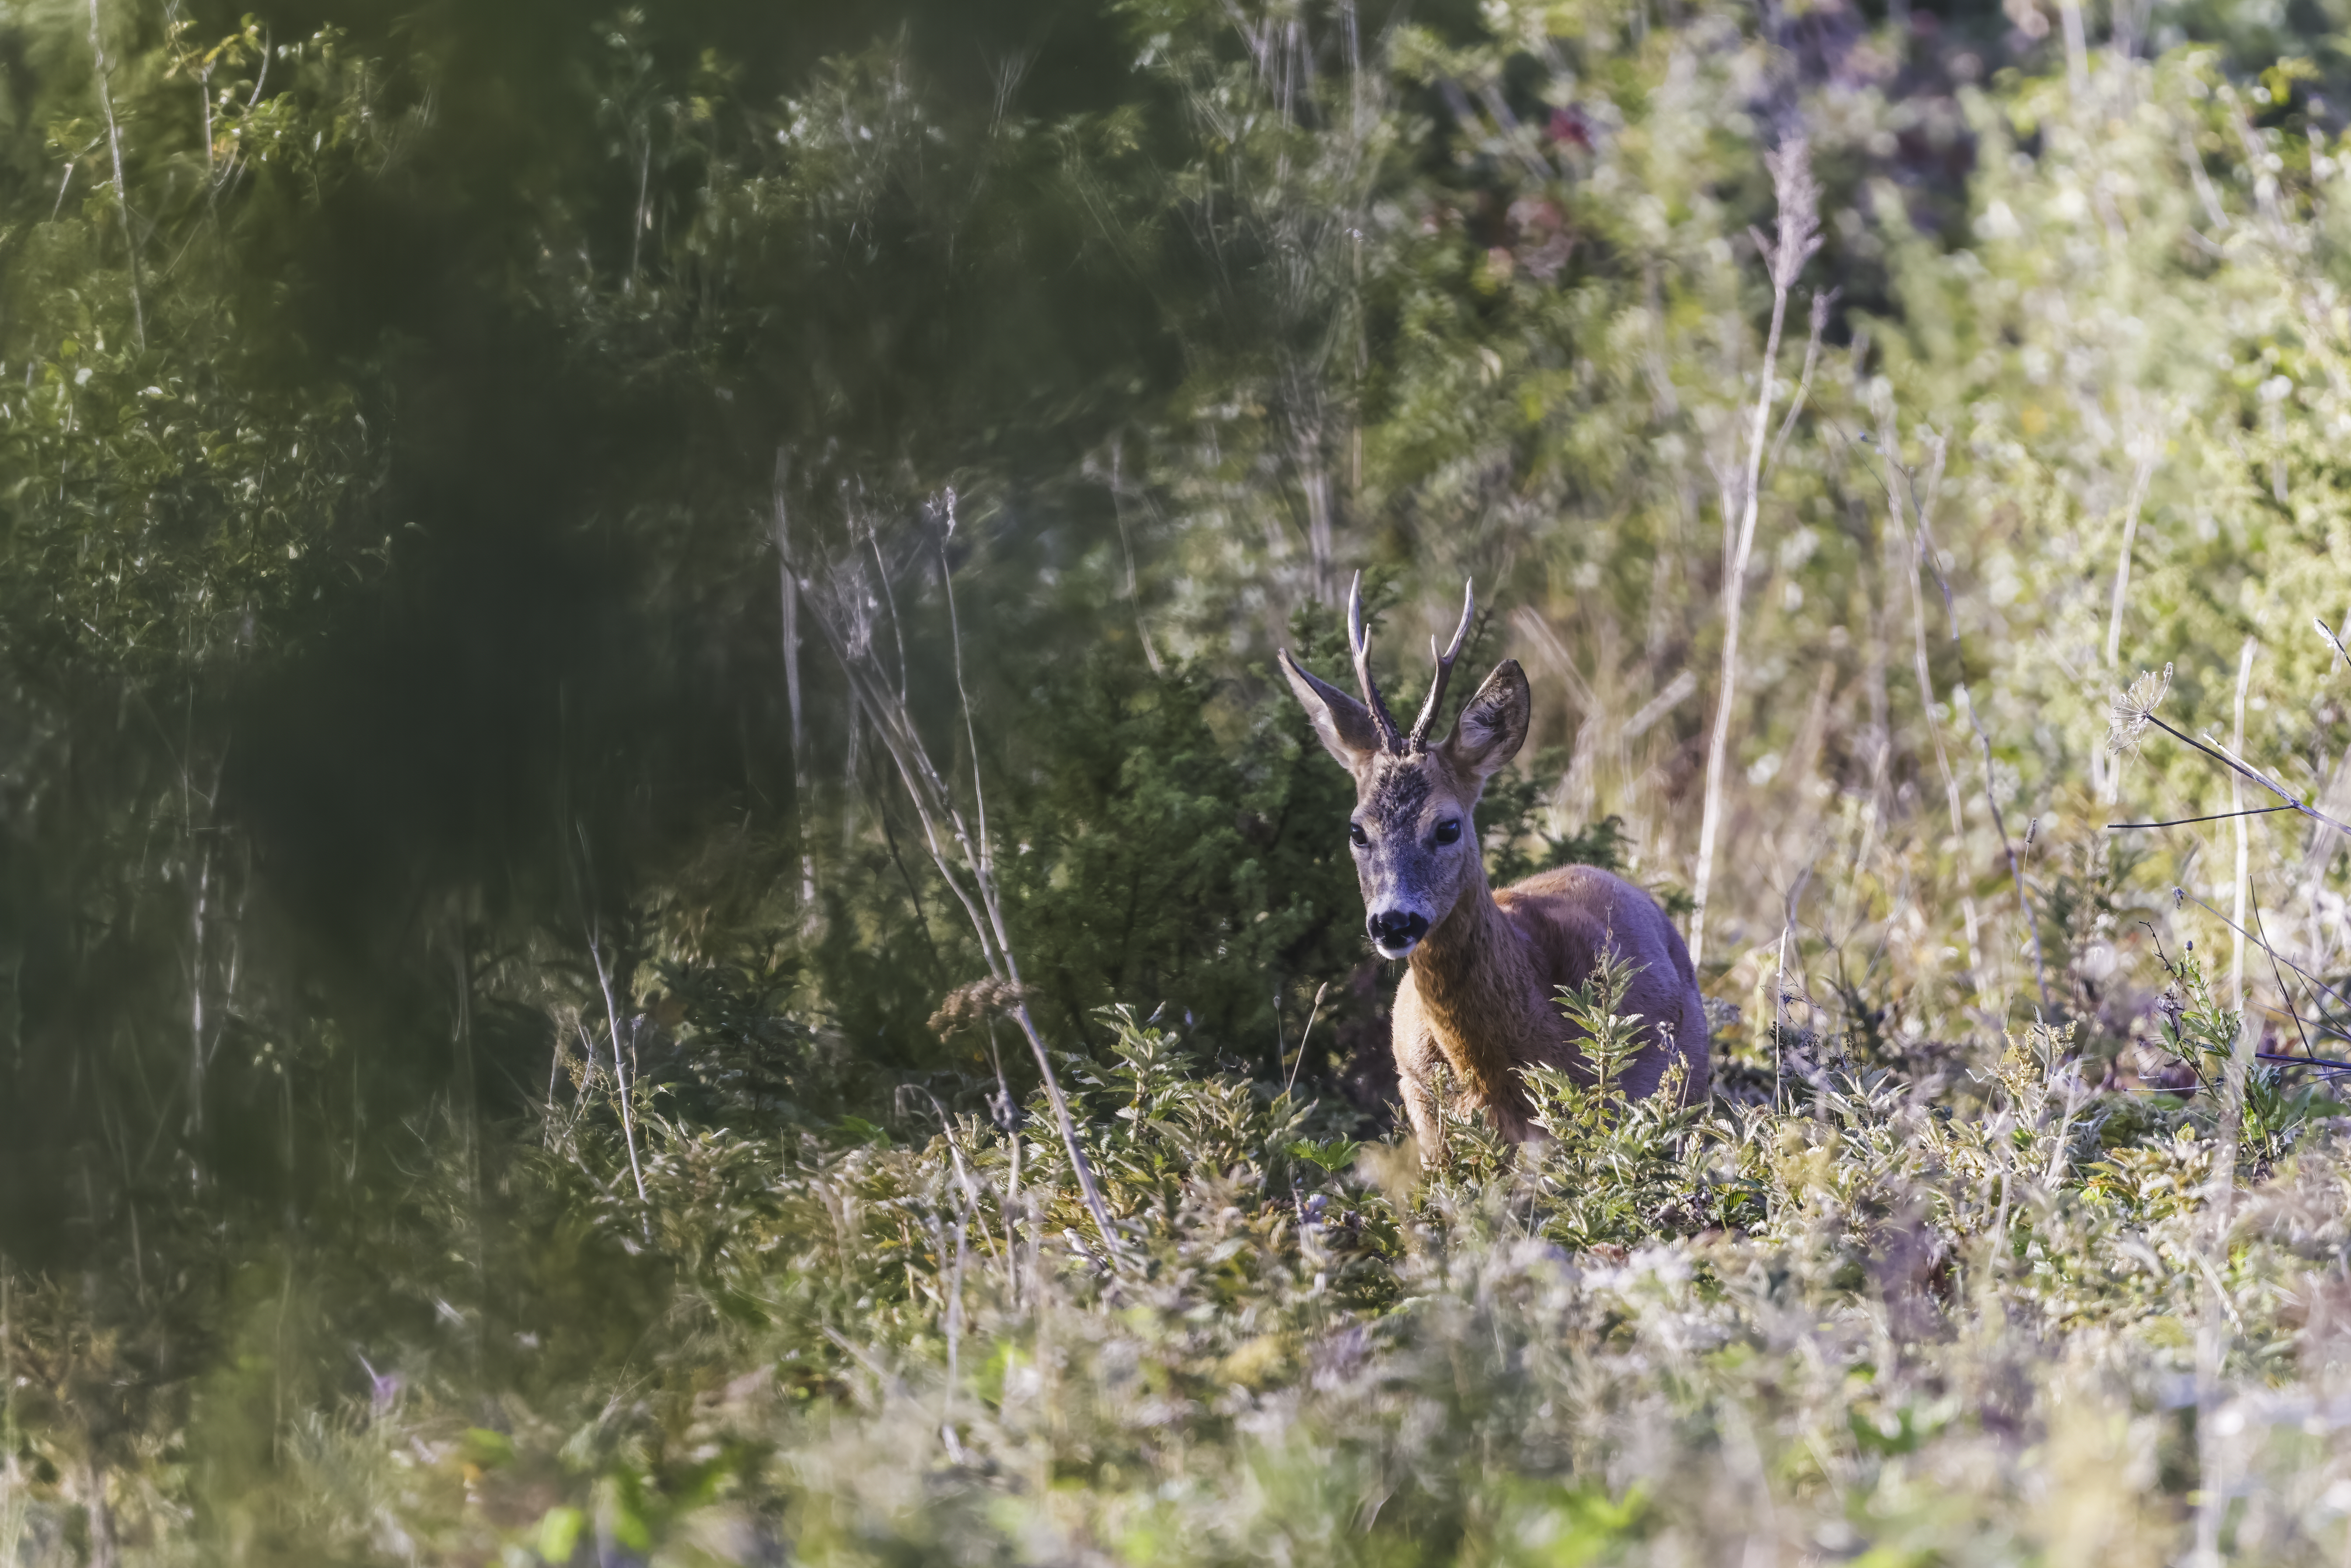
[1279,600,1709,1159]
[1391,854,1710,1151]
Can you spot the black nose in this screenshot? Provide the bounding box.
[1368,910,1429,950]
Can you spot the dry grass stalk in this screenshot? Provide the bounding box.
[1963,688,2051,1013]
[2103,417,2165,674]
[2231,638,2259,1016]
[1880,416,1986,995]
[1689,136,1824,970]
[573,826,651,1236]
[773,453,820,921]
[86,0,144,352]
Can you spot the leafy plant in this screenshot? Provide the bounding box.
[1519,947,1711,1249]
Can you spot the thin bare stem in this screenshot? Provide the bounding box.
[1964,691,2051,1013]
[2259,1048,2351,1072]
[2175,889,2351,1022]
[2104,446,2160,671]
[188,841,210,1136]
[87,0,145,351]
[544,1022,568,1142]
[1105,439,1165,675]
[787,509,1125,1259]
[2317,614,2351,670]
[1284,981,1330,1096]
[2195,647,2264,1568]
[1690,140,1823,969]
[2109,804,2296,830]
[2249,879,2316,1062]
[2056,0,2089,98]
[576,826,651,1236]
[1879,419,1984,990]
[774,454,818,918]
[2230,639,2257,1013]
[627,128,651,293]
[2137,714,2351,839]
[1765,292,1832,478]
[935,490,994,887]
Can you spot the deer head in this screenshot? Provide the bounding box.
[1279,577,1531,960]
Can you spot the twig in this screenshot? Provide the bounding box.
[1105,437,1165,675]
[2249,877,2317,1061]
[2256,1002,2351,1047]
[1690,139,1823,969]
[934,490,994,888]
[2174,888,2351,1023]
[773,453,819,918]
[907,1088,985,1449]
[543,1019,569,1143]
[2320,614,2351,671]
[2140,713,2351,839]
[1284,981,1330,1096]
[786,496,1126,1260]
[2229,639,2257,1015]
[2055,0,2088,99]
[87,0,145,350]
[1881,421,1984,989]
[575,825,651,1238]
[2259,1051,2351,1073]
[2105,440,2162,670]
[1963,690,2051,1012]
[2108,804,2296,829]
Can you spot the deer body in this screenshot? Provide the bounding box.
[1281,581,1709,1157]
[1391,860,1708,1148]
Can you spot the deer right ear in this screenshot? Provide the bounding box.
[1279,649,1383,773]
[1441,659,1531,783]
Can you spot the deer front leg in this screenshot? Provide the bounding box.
[1392,1025,1449,1167]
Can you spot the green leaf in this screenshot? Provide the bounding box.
[535,1506,586,1563]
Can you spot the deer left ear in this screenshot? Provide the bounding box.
[1278,649,1385,774]
[1442,660,1530,783]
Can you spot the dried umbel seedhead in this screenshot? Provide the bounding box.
[2107,662,2174,754]
[928,976,1031,1041]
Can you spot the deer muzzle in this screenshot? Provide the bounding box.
[1367,908,1431,959]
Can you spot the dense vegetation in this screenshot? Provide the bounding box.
[5,0,2351,1559]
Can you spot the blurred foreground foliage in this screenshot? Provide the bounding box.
[4,0,2351,1557]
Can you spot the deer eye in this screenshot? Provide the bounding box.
[1348,821,1370,848]
[1433,819,1463,846]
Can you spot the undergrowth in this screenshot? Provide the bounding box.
[6,947,2338,1566]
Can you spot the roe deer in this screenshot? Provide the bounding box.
[1279,578,1710,1156]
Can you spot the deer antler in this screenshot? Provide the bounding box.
[1408,580,1476,752]
[1347,573,1407,754]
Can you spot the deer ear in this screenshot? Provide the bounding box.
[1279,649,1383,773]
[1443,660,1530,783]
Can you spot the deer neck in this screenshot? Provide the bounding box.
[1405,852,1550,1104]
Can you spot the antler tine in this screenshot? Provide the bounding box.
[1408,580,1476,751]
[1347,572,1406,753]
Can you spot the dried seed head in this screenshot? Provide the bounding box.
[2107,662,2174,754]
[1759,137,1824,292]
[928,977,1031,1041]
